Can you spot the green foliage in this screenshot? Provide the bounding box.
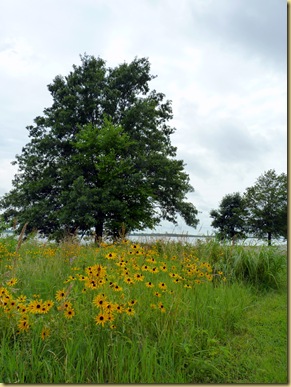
[0,55,198,241]
[210,170,287,246]
[243,169,287,245]
[210,192,247,242]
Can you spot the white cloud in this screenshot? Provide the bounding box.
[0,159,18,196]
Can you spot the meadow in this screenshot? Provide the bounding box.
[0,234,287,383]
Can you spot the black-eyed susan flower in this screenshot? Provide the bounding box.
[17,319,30,332]
[64,308,75,319]
[125,307,135,316]
[112,284,123,292]
[0,287,9,297]
[124,277,134,285]
[158,302,166,313]
[154,292,161,298]
[41,327,50,340]
[133,273,144,281]
[29,300,44,314]
[95,312,109,326]
[146,257,157,264]
[106,252,117,259]
[55,289,66,302]
[104,302,117,313]
[9,299,17,309]
[115,304,124,313]
[158,282,167,291]
[128,299,137,306]
[17,295,27,303]
[145,282,154,288]
[58,301,72,311]
[40,304,49,314]
[44,300,54,310]
[106,313,115,322]
[6,278,18,287]
[93,294,107,308]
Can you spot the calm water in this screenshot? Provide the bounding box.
[1,231,287,247]
[127,234,287,247]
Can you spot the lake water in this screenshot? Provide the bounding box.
[1,231,287,248]
[127,234,287,247]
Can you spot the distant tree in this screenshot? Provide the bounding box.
[0,54,198,242]
[210,192,247,243]
[243,169,287,246]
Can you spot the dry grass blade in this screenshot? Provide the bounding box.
[16,223,28,253]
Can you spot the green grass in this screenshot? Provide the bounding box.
[0,237,287,383]
[226,289,288,383]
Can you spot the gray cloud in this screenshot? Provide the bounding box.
[189,0,286,71]
[0,0,286,235]
[201,120,272,164]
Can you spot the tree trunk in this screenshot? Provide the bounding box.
[267,232,272,246]
[95,222,103,245]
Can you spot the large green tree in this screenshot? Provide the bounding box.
[0,55,198,241]
[210,192,247,243]
[243,169,287,245]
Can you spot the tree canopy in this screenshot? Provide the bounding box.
[243,169,287,245]
[0,54,198,241]
[210,170,287,245]
[210,192,247,243]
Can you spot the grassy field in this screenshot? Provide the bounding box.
[0,235,287,383]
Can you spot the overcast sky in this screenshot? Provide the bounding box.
[0,0,287,235]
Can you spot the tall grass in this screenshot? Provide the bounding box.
[192,238,287,289]
[0,236,287,383]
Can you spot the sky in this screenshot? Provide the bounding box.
[0,0,287,235]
